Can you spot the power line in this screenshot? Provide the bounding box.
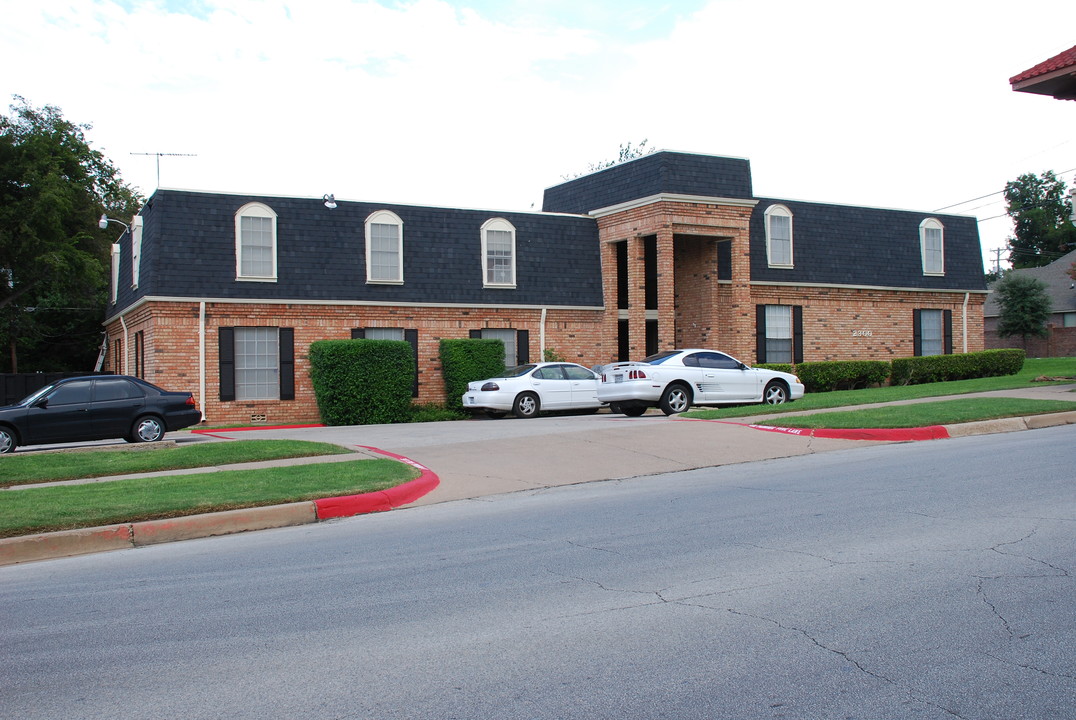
[934,166,1076,213]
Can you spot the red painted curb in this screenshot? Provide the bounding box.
[191,423,325,439]
[718,421,950,441]
[313,446,440,519]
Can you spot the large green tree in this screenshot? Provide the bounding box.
[993,272,1052,347]
[1004,170,1076,269]
[0,96,142,372]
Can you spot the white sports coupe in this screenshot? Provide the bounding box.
[597,349,804,416]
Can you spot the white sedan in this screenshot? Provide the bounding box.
[463,362,603,419]
[597,349,804,416]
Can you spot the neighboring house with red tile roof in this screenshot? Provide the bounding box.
[1010,44,1076,101]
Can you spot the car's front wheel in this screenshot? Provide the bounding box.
[659,383,692,415]
[513,392,540,419]
[0,426,17,454]
[130,415,166,443]
[763,381,789,405]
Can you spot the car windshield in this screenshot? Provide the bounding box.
[641,351,681,365]
[502,364,538,378]
[17,384,56,406]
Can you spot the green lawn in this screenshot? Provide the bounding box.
[684,357,1076,421]
[764,397,1076,429]
[0,458,418,538]
[0,440,354,487]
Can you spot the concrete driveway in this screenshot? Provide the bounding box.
[193,410,876,505]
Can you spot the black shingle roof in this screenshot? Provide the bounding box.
[542,151,753,214]
[110,190,604,311]
[749,198,986,291]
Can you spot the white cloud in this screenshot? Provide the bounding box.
[2,0,1074,271]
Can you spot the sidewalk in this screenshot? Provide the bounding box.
[3,385,1075,566]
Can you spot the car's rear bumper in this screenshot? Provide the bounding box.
[168,409,204,431]
[462,391,514,412]
[596,383,660,404]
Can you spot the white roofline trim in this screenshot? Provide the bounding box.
[749,280,989,294]
[105,296,605,324]
[590,193,759,218]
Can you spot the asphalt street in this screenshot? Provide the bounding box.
[2,425,1073,719]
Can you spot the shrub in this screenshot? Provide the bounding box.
[440,338,506,412]
[409,404,468,423]
[890,349,1024,386]
[754,363,794,375]
[794,360,891,393]
[308,339,415,425]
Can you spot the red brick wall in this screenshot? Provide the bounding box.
[985,324,1076,357]
[105,302,605,426]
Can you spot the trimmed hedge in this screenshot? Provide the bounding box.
[890,348,1025,386]
[793,360,891,393]
[440,338,507,412]
[308,339,415,425]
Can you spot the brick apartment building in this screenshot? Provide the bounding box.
[103,151,987,424]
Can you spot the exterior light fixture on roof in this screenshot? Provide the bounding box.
[323,194,337,209]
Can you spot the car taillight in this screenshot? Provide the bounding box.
[186,395,197,407]
[481,382,500,391]
[628,369,647,380]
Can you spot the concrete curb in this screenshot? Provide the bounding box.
[0,448,439,567]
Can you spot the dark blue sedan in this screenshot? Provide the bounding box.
[0,375,202,454]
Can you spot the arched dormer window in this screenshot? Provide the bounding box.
[920,218,944,275]
[365,210,404,284]
[235,202,278,281]
[482,217,516,288]
[765,204,793,268]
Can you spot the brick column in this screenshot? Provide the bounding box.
[599,240,621,363]
[728,224,754,362]
[627,236,647,357]
[655,228,676,352]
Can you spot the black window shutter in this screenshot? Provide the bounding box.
[219,327,235,402]
[351,328,365,339]
[912,310,923,356]
[405,329,419,397]
[792,306,804,364]
[943,310,953,355]
[279,328,295,401]
[469,330,482,339]
[755,305,767,363]
[517,330,530,364]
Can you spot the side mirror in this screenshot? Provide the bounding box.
[34,397,49,409]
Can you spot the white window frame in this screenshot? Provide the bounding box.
[365,210,404,284]
[110,243,121,304]
[919,309,944,356]
[481,218,516,288]
[234,327,280,400]
[481,328,518,366]
[234,202,278,281]
[131,215,143,288]
[920,218,945,276]
[764,304,793,363]
[765,204,794,268]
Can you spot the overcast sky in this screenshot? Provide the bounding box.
[2,0,1074,273]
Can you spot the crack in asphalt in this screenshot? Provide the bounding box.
[721,608,971,719]
[990,527,1071,577]
[985,653,1076,681]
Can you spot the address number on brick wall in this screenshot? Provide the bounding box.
[851,329,873,337]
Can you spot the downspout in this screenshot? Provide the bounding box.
[199,301,206,421]
[119,314,129,375]
[540,307,547,361]
[962,292,969,353]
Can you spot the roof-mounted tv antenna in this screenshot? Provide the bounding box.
[131,152,197,188]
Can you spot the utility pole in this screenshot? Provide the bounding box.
[992,248,1004,275]
[131,152,197,188]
